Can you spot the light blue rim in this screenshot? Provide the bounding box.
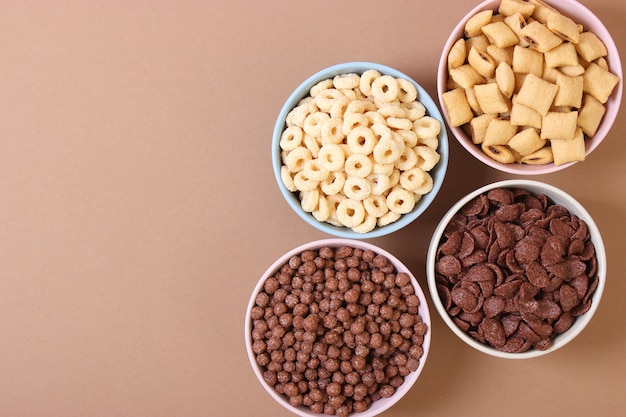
[272,62,449,239]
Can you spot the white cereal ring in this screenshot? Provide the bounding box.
[363,194,389,217]
[342,113,370,136]
[344,153,373,178]
[413,172,434,195]
[370,122,392,142]
[364,110,386,125]
[397,78,418,103]
[343,176,372,201]
[302,159,329,181]
[399,167,427,192]
[420,136,439,150]
[280,125,304,151]
[413,116,441,139]
[394,147,418,171]
[371,75,399,103]
[351,212,377,234]
[396,129,418,148]
[325,194,345,226]
[414,145,441,171]
[286,102,317,127]
[370,157,394,176]
[300,189,320,213]
[367,172,391,195]
[333,73,360,90]
[313,88,344,112]
[320,171,346,196]
[388,168,401,189]
[402,101,426,121]
[345,100,367,115]
[377,210,401,227]
[359,69,382,97]
[293,171,320,192]
[309,79,333,97]
[386,187,416,214]
[329,95,351,119]
[373,138,403,164]
[303,111,330,137]
[317,144,345,172]
[347,126,377,155]
[280,165,298,192]
[320,117,345,145]
[303,134,320,158]
[386,116,413,131]
[378,103,406,118]
[336,198,366,227]
[312,195,330,222]
[285,146,312,173]
[339,88,357,101]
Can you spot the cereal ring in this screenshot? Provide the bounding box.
[359,69,382,96]
[320,171,346,196]
[285,146,312,173]
[394,147,418,171]
[351,213,377,234]
[293,170,320,192]
[309,79,333,96]
[346,126,377,155]
[279,125,304,151]
[302,159,329,181]
[280,166,298,192]
[413,116,441,139]
[413,172,433,195]
[303,134,320,158]
[339,88,357,101]
[396,129,418,148]
[329,95,351,119]
[367,172,391,195]
[313,88,345,112]
[324,194,344,226]
[343,177,372,201]
[371,122,392,142]
[317,144,346,172]
[320,117,345,145]
[342,113,370,136]
[300,189,319,213]
[364,110,386,125]
[371,75,399,103]
[312,195,330,222]
[414,145,441,171]
[336,198,366,227]
[386,187,416,214]
[402,101,426,121]
[377,210,401,227]
[420,136,439,150]
[397,78,418,103]
[370,157,394,175]
[363,194,389,217]
[303,111,330,137]
[345,153,373,178]
[388,168,401,189]
[399,167,427,192]
[378,104,406,118]
[386,117,413,131]
[286,102,317,127]
[333,73,360,90]
[373,138,403,164]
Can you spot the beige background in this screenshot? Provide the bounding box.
[1,1,625,416]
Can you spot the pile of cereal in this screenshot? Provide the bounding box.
[433,187,599,353]
[249,246,427,416]
[442,0,620,166]
[279,70,442,233]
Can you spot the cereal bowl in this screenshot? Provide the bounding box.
[273,62,449,238]
[245,238,431,416]
[426,179,605,359]
[437,0,622,175]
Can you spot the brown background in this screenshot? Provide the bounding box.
[1,1,625,416]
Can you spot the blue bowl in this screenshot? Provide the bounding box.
[272,62,449,239]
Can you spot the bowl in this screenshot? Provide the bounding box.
[245,238,431,416]
[426,180,605,359]
[437,0,622,175]
[273,62,449,238]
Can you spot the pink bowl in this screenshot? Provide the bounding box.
[437,0,623,175]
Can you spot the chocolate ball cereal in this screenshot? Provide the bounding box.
[250,246,427,416]
[434,187,599,353]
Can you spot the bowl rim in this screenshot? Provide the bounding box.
[272,61,449,239]
[436,0,623,175]
[245,238,432,416]
[426,179,606,359]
